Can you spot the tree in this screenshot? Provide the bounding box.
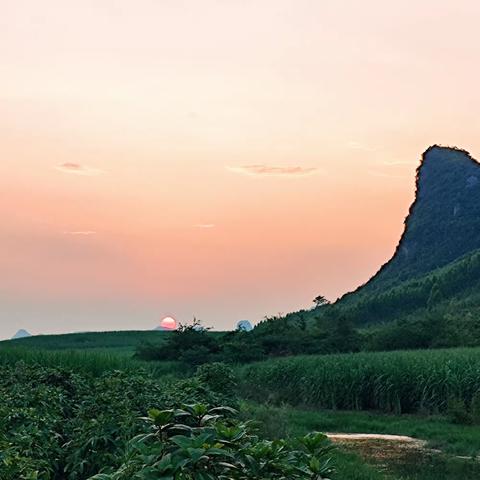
[427,282,443,310]
[327,316,361,353]
[313,295,330,308]
[136,317,220,365]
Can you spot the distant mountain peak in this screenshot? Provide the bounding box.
[12,329,31,340]
[360,145,480,293]
[419,145,478,181]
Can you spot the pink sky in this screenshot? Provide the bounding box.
[2,0,480,338]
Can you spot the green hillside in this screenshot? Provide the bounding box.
[323,247,480,327]
[236,146,480,356]
[305,145,480,330]
[301,245,480,351]
[0,330,171,353]
[360,145,480,294]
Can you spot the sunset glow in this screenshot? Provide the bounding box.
[160,317,177,331]
[2,0,480,338]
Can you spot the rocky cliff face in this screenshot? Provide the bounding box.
[362,145,480,292]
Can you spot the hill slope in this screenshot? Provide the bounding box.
[336,247,480,326]
[310,145,480,327]
[362,145,480,293]
[1,330,171,353]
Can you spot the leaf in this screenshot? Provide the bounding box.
[209,406,238,415]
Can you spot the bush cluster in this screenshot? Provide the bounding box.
[0,361,232,479]
[91,404,334,480]
[136,316,361,367]
[0,361,335,480]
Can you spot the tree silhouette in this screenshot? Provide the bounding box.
[313,295,330,308]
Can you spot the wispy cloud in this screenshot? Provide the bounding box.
[368,170,408,179]
[381,160,417,167]
[63,231,97,236]
[347,141,378,152]
[226,165,319,177]
[55,163,104,176]
[194,224,216,229]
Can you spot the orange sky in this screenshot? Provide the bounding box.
[2,0,480,337]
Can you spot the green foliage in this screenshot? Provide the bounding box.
[0,360,242,480]
[137,314,363,367]
[0,345,187,379]
[243,249,480,357]
[0,355,337,480]
[447,398,472,425]
[446,391,480,426]
[0,347,149,376]
[136,321,221,366]
[245,403,480,480]
[386,451,480,480]
[245,402,480,458]
[313,295,331,308]
[239,402,291,440]
[0,363,171,480]
[1,330,172,352]
[326,248,480,328]
[196,362,237,400]
[239,348,480,414]
[470,391,480,425]
[89,404,335,480]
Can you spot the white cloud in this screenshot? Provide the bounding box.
[55,163,104,176]
[381,160,417,166]
[346,141,378,152]
[226,164,319,177]
[194,224,216,229]
[63,231,97,235]
[368,170,408,179]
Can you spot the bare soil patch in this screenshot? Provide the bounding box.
[326,433,428,464]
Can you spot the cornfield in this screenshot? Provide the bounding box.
[0,346,183,377]
[239,348,480,413]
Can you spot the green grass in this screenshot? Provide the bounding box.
[332,451,387,480]
[239,347,480,414]
[0,346,186,377]
[385,452,480,480]
[1,330,172,353]
[5,331,480,478]
[242,402,480,479]
[242,403,480,457]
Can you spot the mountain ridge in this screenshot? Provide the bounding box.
[339,144,480,305]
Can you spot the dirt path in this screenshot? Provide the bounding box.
[327,432,480,464]
[326,432,429,464]
[327,433,426,447]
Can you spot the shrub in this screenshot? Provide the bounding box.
[0,362,243,479]
[447,398,472,425]
[471,391,480,425]
[89,403,335,480]
[196,362,237,397]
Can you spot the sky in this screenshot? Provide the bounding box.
[2,0,480,338]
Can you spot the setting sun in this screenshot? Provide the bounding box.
[159,316,177,331]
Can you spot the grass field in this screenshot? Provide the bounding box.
[241,403,480,457]
[0,345,187,377]
[1,329,172,353]
[242,403,480,479]
[3,330,480,478]
[239,347,480,414]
